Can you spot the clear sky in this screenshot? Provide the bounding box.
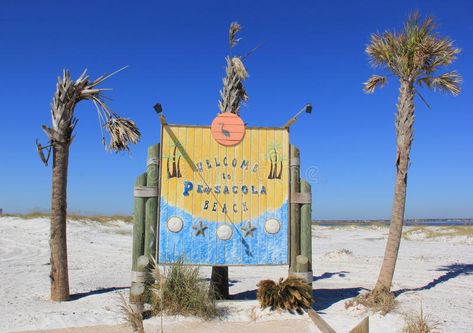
[0,0,472,219]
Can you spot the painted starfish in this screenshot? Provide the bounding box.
[192,221,208,237]
[240,222,257,237]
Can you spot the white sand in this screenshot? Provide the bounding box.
[1,217,472,332]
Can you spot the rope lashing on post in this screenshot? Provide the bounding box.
[147,157,159,167]
[291,192,312,204]
[290,157,300,167]
[130,271,146,283]
[134,186,158,198]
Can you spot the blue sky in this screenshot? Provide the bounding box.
[0,0,472,219]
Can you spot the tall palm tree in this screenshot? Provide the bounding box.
[364,13,461,293]
[40,68,140,301]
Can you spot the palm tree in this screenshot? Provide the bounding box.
[40,68,140,301]
[211,22,250,299]
[364,13,461,294]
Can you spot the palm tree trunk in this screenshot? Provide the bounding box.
[375,80,415,292]
[50,141,71,301]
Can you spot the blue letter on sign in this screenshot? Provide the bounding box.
[183,181,193,196]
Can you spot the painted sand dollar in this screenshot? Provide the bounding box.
[167,216,183,233]
[216,224,233,240]
[264,218,281,234]
[211,113,245,146]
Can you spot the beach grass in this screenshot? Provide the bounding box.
[3,211,133,223]
[403,226,473,240]
[403,306,440,333]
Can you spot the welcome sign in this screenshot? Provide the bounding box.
[158,124,289,265]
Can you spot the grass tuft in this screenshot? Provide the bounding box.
[148,259,219,320]
[403,305,440,333]
[118,293,144,333]
[345,287,397,315]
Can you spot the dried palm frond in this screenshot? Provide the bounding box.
[105,117,140,152]
[218,56,249,115]
[256,276,312,315]
[41,67,141,152]
[229,22,242,49]
[118,293,144,333]
[218,21,251,116]
[231,57,249,80]
[364,75,387,93]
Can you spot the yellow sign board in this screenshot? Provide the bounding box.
[158,125,289,265]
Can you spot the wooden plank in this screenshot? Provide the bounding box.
[300,179,312,272]
[307,309,336,333]
[349,317,369,333]
[289,145,300,273]
[145,144,160,258]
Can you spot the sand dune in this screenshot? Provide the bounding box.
[1,217,472,332]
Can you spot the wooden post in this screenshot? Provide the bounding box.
[289,144,301,273]
[145,144,160,258]
[296,255,309,273]
[132,173,147,271]
[300,179,313,273]
[210,266,229,299]
[130,173,147,304]
[349,317,369,333]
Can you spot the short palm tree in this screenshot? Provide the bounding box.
[40,68,140,301]
[364,13,461,294]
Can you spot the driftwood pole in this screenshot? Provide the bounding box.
[300,179,313,273]
[289,144,301,273]
[145,144,160,258]
[130,173,147,303]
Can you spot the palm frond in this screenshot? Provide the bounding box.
[256,276,312,314]
[417,71,462,95]
[364,75,387,93]
[229,22,242,50]
[231,57,249,80]
[105,118,141,152]
[42,68,141,152]
[365,13,461,84]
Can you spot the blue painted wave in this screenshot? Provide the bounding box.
[158,198,288,265]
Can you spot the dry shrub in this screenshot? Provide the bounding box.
[256,276,312,315]
[345,288,397,315]
[118,293,144,333]
[148,259,219,320]
[403,306,440,333]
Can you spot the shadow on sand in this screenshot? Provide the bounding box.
[394,263,473,297]
[70,286,129,300]
[313,271,349,281]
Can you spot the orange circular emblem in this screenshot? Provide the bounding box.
[211,113,245,146]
